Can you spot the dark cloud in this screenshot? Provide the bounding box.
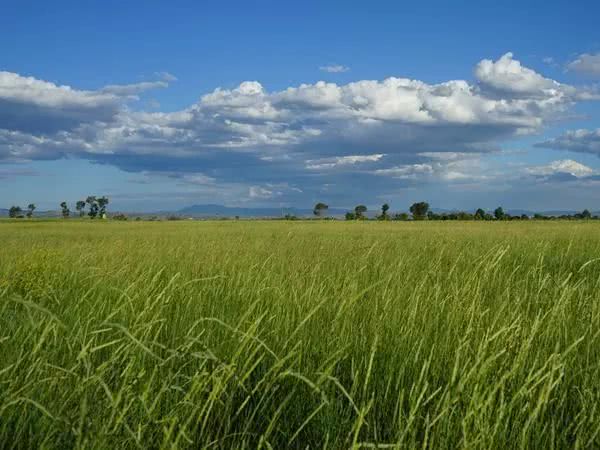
[536,129,600,155]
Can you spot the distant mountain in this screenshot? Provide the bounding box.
[178,204,349,218]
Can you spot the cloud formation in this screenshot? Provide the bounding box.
[319,64,350,73]
[525,159,595,178]
[568,53,600,77]
[536,129,600,155]
[1,53,599,205]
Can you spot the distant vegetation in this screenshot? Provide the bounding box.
[4,198,599,221]
[7,196,110,220]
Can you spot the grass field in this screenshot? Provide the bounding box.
[2,220,600,449]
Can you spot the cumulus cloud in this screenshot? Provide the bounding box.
[536,129,600,155]
[2,53,600,205]
[0,71,121,134]
[319,64,350,73]
[374,152,488,183]
[525,159,595,178]
[475,52,565,97]
[568,53,600,77]
[0,71,173,136]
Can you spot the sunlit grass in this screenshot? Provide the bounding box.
[1,220,600,448]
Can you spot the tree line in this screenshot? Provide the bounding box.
[8,196,109,219]
[313,202,598,221]
[5,198,596,221]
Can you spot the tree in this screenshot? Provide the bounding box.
[97,197,109,219]
[313,202,329,218]
[86,196,98,219]
[394,212,410,221]
[60,202,70,218]
[26,203,36,218]
[474,208,486,220]
[494,206,505,220]
[379,203,390,220]
[76,200,86,217]
[8,206,23,218]
[354,205,367,219]
[409,202,429,220]
[581,209,592,219]
[345,211,356,220]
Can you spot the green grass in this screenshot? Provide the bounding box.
[2,220,600,449]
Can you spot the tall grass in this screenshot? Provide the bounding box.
[1,220,600,449]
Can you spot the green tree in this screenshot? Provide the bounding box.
[474,208,486,220]
[26,203,36,218]
[494,206,505,220]
[76,200,86,217]
[345,211,356,220]
[313,202,329,218]
[581,209,592,219]
[354,205,367,219]
[379,203,390,220]
[86,196,98,219]
[97,197,109,218]
[8,206,23,218]
[409,202,429,220]
[60,202,70,218]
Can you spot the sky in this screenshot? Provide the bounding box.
[1,0,600,212]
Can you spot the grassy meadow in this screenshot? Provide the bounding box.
[2,220,600,449]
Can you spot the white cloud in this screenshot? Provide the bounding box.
[568,53,600,77]
[0,71,173,135]
[2,53,600,205]
[417,152,479,161]
[525,159,595,178]
[249,186,275,199]
[155,71,178,82]
[475,52,567,98]
[375,163,434,179]
[2,53,586,161]
[319,64,350,73]
[306,154,384,170]
[375,152,492,184]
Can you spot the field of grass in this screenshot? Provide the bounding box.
[2,220,600,449]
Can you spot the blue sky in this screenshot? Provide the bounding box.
[2,0,600,212]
